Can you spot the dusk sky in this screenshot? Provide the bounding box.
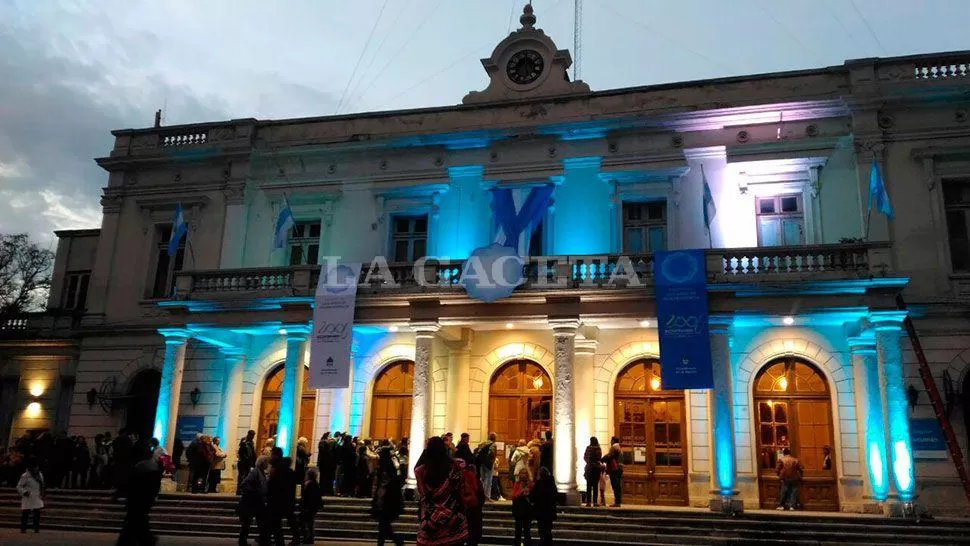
[1,0,968,245]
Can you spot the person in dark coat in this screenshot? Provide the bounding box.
[72,436,91,489]
[317,433,335,496]
[237,430,257,494]
[116,442,161,546]
[295,437,311,486]
[530,467,557,545]
[267,449,299,545]
[583,437,602,508]
[300,467,323,543]
[454,433,475,468]
[539,431,553,473]
[339,435,357,497]
[237,455,269,546]
[111,429,133,498]
[356,444,373,498]
[511,469,533,546]
[171,439,185,487]
[371,447,405,546]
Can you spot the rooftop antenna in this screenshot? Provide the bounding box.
[573,0,583,81]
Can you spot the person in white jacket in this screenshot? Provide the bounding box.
[17,457,45,534]
[510,439,531,481]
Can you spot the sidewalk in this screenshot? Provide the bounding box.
[0,528,371,546]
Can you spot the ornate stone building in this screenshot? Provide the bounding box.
[3,5,970,515]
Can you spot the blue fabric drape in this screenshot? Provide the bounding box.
[491,185,555,251]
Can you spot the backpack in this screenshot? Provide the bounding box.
[460,467,483,510]
[474,442,493,469]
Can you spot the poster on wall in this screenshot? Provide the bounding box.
[910,418,948,460]
[309,262,362,389]
[653,250,714,390]
[176,416,205,442]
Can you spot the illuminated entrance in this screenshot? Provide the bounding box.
[754,358,838,510]
[613,359,688,505]
[369,360,414,442]
[257,364,316,449]
[488,360,552,491]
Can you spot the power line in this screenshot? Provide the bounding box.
[334,0,390,115]
[823,0,867,52]
[347,0,446,110]
[850,0,888,55]
[755,0,826,67]
[343,0,410,112]
[507,0,517,33]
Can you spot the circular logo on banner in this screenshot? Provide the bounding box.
[660,251,700,284]
[461,243,524,303]
[323,264,357,294]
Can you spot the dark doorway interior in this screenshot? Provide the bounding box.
[126,369,161,441]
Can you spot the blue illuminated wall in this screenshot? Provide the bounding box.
[550,157,612,255]
[433,166,492,259]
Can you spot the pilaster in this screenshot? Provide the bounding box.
[849,333,889,510]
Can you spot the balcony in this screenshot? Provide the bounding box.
[172,242,894,304]
[0,312,79,340]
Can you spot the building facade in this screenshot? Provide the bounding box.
[3,6,970,515]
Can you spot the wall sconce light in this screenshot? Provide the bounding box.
[650,376,662,391]
[28,382,45,398]
[86,388,98,408]
[190,387,202,407]
[26,402,42,418]
[906,385,919,411]
[532,374,544,390]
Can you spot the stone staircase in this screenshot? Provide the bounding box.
[1,489,969,545]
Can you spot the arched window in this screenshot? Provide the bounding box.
[488,360,552,491]
[754,358,838,511]
[257,364,316,449]
[369,360,415,442]
[613,359,687,506]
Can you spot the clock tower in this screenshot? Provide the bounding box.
[462,3,590,104]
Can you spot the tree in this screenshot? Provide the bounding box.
[0,233,55,319]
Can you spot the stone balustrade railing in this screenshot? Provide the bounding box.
[173,242,892,301]
[874,51,970,82]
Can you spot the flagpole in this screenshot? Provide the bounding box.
[864,207,872,242]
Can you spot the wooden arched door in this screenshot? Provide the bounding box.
[257,364,317,450]
[613,359,688,505]
[369,360,414,442]
[754,358,838,511]
[488,360,552,491]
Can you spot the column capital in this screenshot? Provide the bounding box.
[281,324,311,341]
[549,317,580,335]
[869,310,908,331]
[158,328,191,345]
[709,315,732,334]
[575,337,598,355]
[847,334,877,354]
[411,321,440,337]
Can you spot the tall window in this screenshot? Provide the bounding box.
[756,195,804,247]
[391,215,427,262]
[623,201,666,253]
[944,179,970,272]
[151,224,184,298]
[62,271,90,311]
[288,220,321,266]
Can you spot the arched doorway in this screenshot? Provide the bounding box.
[369,360,414,442]
[754,358,838,511]
[488,360,552,491]
[613,359,687,505]
[257,364,317,450]
[126,369,161,441]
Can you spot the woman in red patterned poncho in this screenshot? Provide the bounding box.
[415,436,469,546]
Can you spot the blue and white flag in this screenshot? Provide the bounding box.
[868,160,895,220]
[274,194,296,249]
[167,203,187,257]
[702,166,716,231]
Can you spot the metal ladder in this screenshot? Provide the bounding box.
[897,294,970,505]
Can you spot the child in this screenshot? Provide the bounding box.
[301,467,323,543]
[512,469,533,546]
[17,457,44,534]
[597,461,608,507]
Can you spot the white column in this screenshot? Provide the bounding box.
[708,319,738,510]
[407,322,439,490]
[551,318,579,498]
[849,334,890,502]
[446,343,472,436]
[872,311,915,502]
[153,329,190,454]
[573,334,597,495]
[217,348,246,480]
[277,326,309,458]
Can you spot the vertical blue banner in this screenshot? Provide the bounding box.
[654,250,713,390]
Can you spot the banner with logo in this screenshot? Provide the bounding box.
[309,262,361,389]
[654,250,713,390]
[910,418,948,460]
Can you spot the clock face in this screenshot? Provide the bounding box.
[506,49,544,85]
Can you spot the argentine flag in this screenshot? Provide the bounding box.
[167,203,187,257]
[702,167,717,231]
[868,160,894,220]
[274,194,296,249]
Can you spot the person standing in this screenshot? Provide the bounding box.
[582,437,602,508]
[268,449,300,545]
[295,437,311,486]
[116,443,162,546]
[775,447,804,511]
[171,438,185,488]
[510,440,530,482]
[473,433,497,500]
[237,455,270,546]
[371,447,405,546]
[539,431,553,473]
[73,436,91,489]
[209,437,227,493]
[511,469,533,546]
[300,467,323,544]
[237,430,257,494]
[605,436,624,507]
[414,437,468,546]
[317,432,335,496]
[530,467,557,546]
[339,435,357,497]
[454,433,475,468]
[17,457,44,534]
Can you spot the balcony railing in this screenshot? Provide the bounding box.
[0,312,79,340]
[173,242,892,303]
